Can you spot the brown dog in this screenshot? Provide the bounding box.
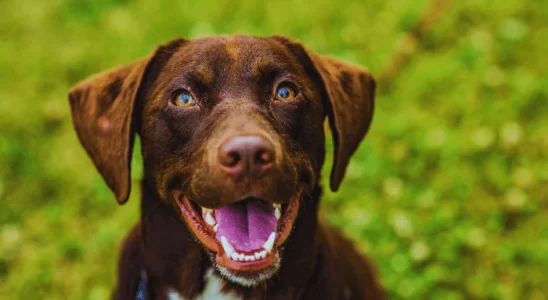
[69,35,384,299]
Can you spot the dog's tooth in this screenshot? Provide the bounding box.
[204,212,216,226]
[248,255,255,261]
[238,253,245,261]
[213,224,218,232]
[230,252,238,261]
[244,256,251,262]
[202,207,212,213]
[220,236,234,256]
[274,207,281,220]
[255,252,261,259]
[262,232,276,254]
[273,203,281,209]
[259,250,267,259]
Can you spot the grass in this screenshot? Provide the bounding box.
[0,0,547,299]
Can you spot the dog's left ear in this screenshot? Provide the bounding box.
[312,54,376,192]
[270,36,376,192]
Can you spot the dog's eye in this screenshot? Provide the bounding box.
[173,91,196,107]
[274,84,297,101]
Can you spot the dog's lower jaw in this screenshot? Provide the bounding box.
[215,260,281,288]
[202,231,284,287]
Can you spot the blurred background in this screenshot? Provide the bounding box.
[1,0,547,299]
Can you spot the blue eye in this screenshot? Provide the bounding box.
[174,91,196,107]
[275,85,297,101]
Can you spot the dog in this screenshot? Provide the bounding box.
[68,35,384,299]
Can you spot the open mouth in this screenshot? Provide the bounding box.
[175,188,302,272]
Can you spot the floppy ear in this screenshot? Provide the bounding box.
[68,38,185,204]
[310,53,376,191]
[270,36,376,191]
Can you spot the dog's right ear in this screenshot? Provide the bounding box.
[68,38,185,204]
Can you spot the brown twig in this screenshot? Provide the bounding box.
[377,0,453,90]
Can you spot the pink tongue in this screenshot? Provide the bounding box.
[215,199,277,252]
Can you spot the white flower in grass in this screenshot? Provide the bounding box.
[391,212,414,238]
[512,167,534,188]
[505,188,527,210]
[467,228,486,248]
[472,127,495,149]
[383,177,403,199]
[1,225,21,248]
[410,240,431,261]
[500,122,522,146]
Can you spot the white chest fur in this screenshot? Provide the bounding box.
[166,268,240,300]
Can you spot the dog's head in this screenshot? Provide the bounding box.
[69,35,375,287]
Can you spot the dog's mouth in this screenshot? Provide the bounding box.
[175,188,302,272]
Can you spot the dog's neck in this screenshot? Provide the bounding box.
[138,180,324,299]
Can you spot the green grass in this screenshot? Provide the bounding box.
[1,0,547,299]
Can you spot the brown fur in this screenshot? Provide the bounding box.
[69,35,384,299]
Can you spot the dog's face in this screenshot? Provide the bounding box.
[68,35,375,287]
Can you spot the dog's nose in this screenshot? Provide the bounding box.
[218,136,275,178]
